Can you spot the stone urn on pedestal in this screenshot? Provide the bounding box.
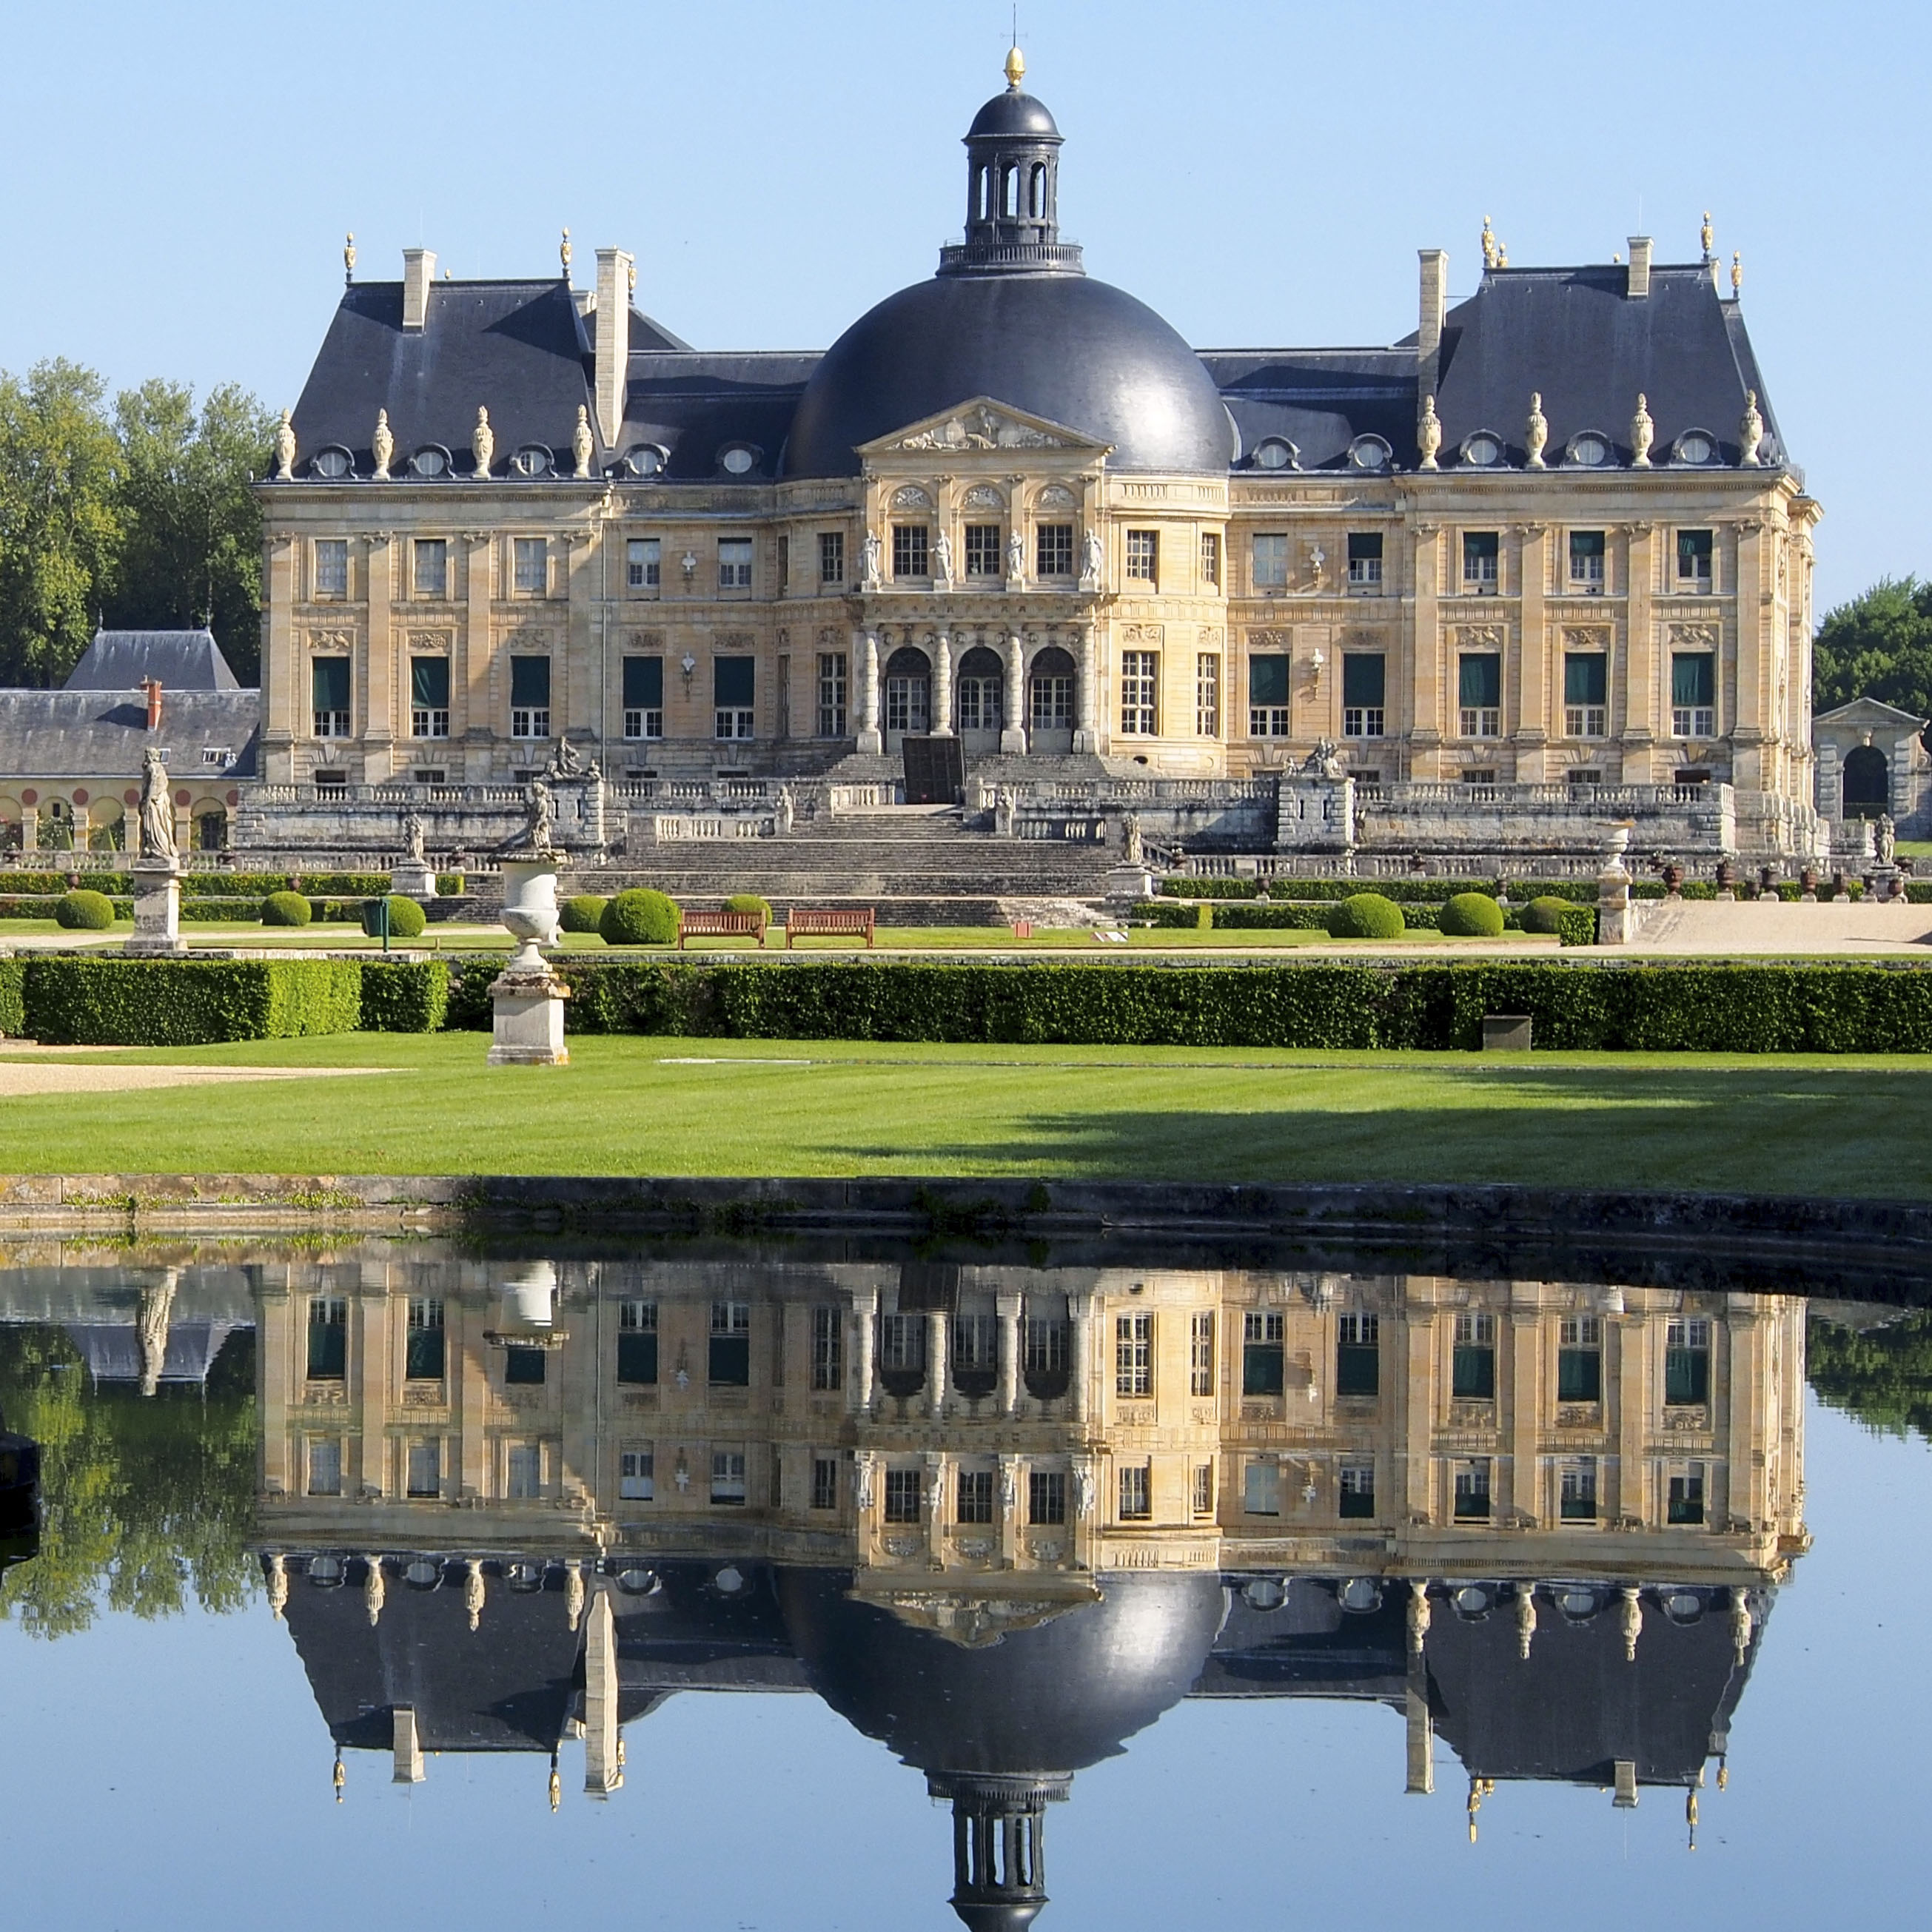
[1596,825,1635,945]
[488,782,569,1065]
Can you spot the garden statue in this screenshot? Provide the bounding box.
[1122,812,1143,865]
[503,778,557,854]
[1877,813,1896,866]
[933,529,953,583]
[138,746,177,865]
[544,736,589,779]
[402,811,426,862]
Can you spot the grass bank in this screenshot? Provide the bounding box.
[0,1032,1925,1198]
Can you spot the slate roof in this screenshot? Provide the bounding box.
[622,349,818,482]
[65,628,240,692]
[0,688,259,780]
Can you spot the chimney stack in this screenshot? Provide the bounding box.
[1626,235,1652,300]
[142,677,163,730]
[403,249,436,331]
[594,249,634,450]
[1417,249,1448,404]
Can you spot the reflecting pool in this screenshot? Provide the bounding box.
[0,1238,1925,1928]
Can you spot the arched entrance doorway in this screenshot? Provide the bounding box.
[883,646,930,749]
[1842,742,1890,818]
[1028,645,1076,754]
[954,645,1004,755]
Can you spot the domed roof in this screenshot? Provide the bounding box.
[782,272,1235,478]
[967,88,1060,140]
[777,1568,1224,1774]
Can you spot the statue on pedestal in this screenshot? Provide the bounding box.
[933,529,953,584]
[861,529,882,588]
[402,812,426,863]
[1876,812,1896,866]
[138,746,178,865]
[544,737,589,779]
[503,778,557,854]
[1080,526,1104,589]
[1006,526,1026,581]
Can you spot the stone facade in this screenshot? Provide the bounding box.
[1812,695,1932,836]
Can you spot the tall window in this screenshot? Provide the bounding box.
[811,1454,838,1511]
[410,656,449,738]
[1453,1458,1492,1520]
[1668,1460,1707,1525]
[405,1297,444,1381]
[1677,529,1714,592]
[1346,531,1383,591]
[504,1346,546,1386]
[1342,654,1385,737]
[810,1306,843,1391]
[627,537,661,590]
[411,1440,444,1498]
[816,652,848,737]
[1125,529,1158,585]
[623,655,664,739]
[878,1312,927,1395]
[1116,1312,1153,1397]
[315,538,349,598]
[513,537,547,596]
[1335,1312,1378,1397]
[306,1438,342,1497]
[1569,529,1606,593]
[777,533,788,588]
[620,1446,654,1500]
[1195,654,1220,737]
[1029,665,1072,733]
[709,1301,751,1386]
[714,656,755,739]
[1564,654,1608,738]
[1193,1463,1215,1517]
[1036,523,1073,577]
[1462,531,1500,592]
[718,537,753,590]
[953,1312,999,1398]
[1030,1469,1067,1523]
[1339,1461,1375,1519]
[957,1469,995,1524]
[509,656,551,739]
[1557,1315,1602,1403]
[617,1299,657,1385]
[1452,1311,1497,1399]
[1118,1463,1151,1520]
[1666,1318,1711,1406]
[891,524,930,579]
[311,657,351,739]
[711,1449,747,1506]
[883,1466,922,1523]
[1242,1311,1284,1396]
[1119,651,1158,736]
[1458,652,1501,737]
[1024,1315,1070,1400]
[1190,1311,1215,1396]
[818,530,845,586]
[1249,654,1289,737]
[412,538,448,599]
[1671,652,1716,738]
[965,524,1003,577]
[1252,533,1289,590]
[307,1295,346,1380]
[1560,1458,1598,1521]
[1244,1458,1279,1517]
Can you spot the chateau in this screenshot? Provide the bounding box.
[252,49,1824,871]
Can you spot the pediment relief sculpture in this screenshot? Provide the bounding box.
[862,395,1104,457]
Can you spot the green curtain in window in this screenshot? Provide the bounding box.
[1249,654,1289,705]
[1671,653,1714,706]
[714,656,754,706]
[509,656,551,707]
[311,657,350,709]
[1564,654,1607,705]
[623,655,663,708]
[1342,654,1385,706]
[410,656,449,707]
[1458,654,1500,708]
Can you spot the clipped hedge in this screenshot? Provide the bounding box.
[725,893,774,922]
[1159,876,1262,899]
[0,871,127,896]
[1327,893,1406,940]
[601,888,680,946]
[1439,892,1505,938]
[56,890,116,930]
[0,959,24,1036]
[24,959,363,1044]
[1555,908,1598,947]
[1520,896,1572,935]
[1263,876,1599,905]
[360,959,449,1032]
[560,893,608,934]
[261,890,312,927]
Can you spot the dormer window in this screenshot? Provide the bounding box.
[1672,429,1717,466]
[1565,431,1611,467]
[408,446,449,478]
[719,444,757,476]
[511,445,551,477]
[1348,434,1391,471]
[625,445,667,477]
[311,446,354,480]
[1254,437,1295,472]
[1460,431,1503,468]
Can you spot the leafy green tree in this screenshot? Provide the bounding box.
[0,360,124,687]
[1812,577,1932,733]
[1808,1309,1932,1442]
[107,380,272,683]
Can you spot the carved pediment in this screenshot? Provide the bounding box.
[859,396,1108,457]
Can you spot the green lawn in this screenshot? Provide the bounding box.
[0,1030,1924,1197]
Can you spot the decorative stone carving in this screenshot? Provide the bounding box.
[961,483,1005,509]
[1456,624,1506,650]
[933,529,953,583]
[466,1557,486,1632]
[1515,1583,1537,1660]
[266,1552,288,1621]
[1562,625,1611,651]
[1739,389,1765,466]
[1407,1578,1432,1654]
[372,409,394,481]
[1480,215,1499,269]
[402,812,426,862]
[1877,813,1896,865]
[1006,526,1026,581]
[1036,483,1078,508]
[364,1555,386,1628]
[273,409,296,480]
[1525,392,1549,469]
[1121,623,1165,645]
[138,745,178,865]
[1079,526,1103,590]
[1668,623,1720,649]
[895,402,1065,450]
[572,405,594,479]
[543,737,591,779]
[1417,394,1442,469]
[1701,209,1714,261]
[853,1452,876,1511]
[1618,1585,1643,1663]
[862,529,882,588]
[1300,737,1344,779]
[1305,543,1326,591]
[890,483,932,509]
[472,407,494,479]
[566,1564,586,1634]
[1630,392,1654,468]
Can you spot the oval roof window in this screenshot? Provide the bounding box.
[1460,430,1503,467]
[1674,429,1717,466]
[1349,434,1392,471]
[720,445,757,476]
[1254,437,1295,472]
[311,446,354,480]
[625,445,666,477]
[1566,431,1611,467]
[511,445,551,477]
[409,445,449,478]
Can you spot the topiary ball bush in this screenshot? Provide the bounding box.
[1521,895,1573,935]
[1440,890,1506,937]
[560,893,608,934]
[1326,892,1406,940]
[725,893,773,922]
[262,890,313,927]
[54,889,115,930]
[600,888,680,946]
[382,894,427,939]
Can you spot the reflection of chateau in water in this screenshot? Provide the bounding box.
[253,1255,1807,1924]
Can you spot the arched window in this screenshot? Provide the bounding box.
[1004,166,1019,218]
[1030,162,1047,218]
[883,646,931,737]
[1842,743,1890,817]
[977,167,990,220]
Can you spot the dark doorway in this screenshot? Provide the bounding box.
[1842,743,1890,817]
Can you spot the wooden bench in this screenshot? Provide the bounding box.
[676,908,768,949]
[785,906,876,949]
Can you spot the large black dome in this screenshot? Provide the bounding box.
[782,272,1235,479]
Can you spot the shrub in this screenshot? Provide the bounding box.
[360,959,449,1032]
[436,873,466,897]
[600,888,680,946]
[560,893,608,934]
[54,890,115,930]
[1160,876,1260,899]
[1520,896,1573,935]
[362,894,427,939]
[1555,908,1598,947]
[1326,893,1406,940]
[262,890,312,927]
[1439,891,1505,938]
[0,959,24,1035]
[725,893,774,923]
[24,959,362,1044]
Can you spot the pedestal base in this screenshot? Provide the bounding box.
[389,861,437,899]
[128,862,185,955]
[999,728,1028,756]
[1103,864,1154,906]
[856,728,883,755]
[489,939,569,1065]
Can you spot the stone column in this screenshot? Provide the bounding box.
[1073,624,1098,753]
[1731,520,1768,794]
[566,528,598,745]
[852,1287,877,1412]
[1515,524,1549,781]
[392,1705,426,1784]
[1403,1307,1436,1523]
[924,1450,949,1566]
[263,532,298,781]
[857,627,882,754]
[996,1291,1022,1415]
[1623,524,1656,780]
[1404,1681,1435,1795]
[928,1307,950,1419]
[1506,1302,1540,1524]
[1407,524,1441,779]
[364,534,394,779]
[933,628,955,736]
[999,1453,1022,1567]
[1613,1312,1648,1523]
[1068,1292,1093,1423]
[19,803,35,853]
[1002,630,1027,755]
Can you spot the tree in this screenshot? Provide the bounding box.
[107,379,272,684]
[0,360,123,687]
[1811,577,1932,733]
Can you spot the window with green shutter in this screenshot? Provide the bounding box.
[1458,652,1501,737]
[714,656,755,741]
[623,655,663,740]
[1342,653,1384,737]
[410,656,449,739]
[1248,653,1290,737]
[311,657,351,739]
[509,656,551,739]
[1563,653,1607,737]
[1671,652,1715,738]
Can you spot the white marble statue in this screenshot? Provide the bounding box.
[1630,393,1654,468]
[1081,526,1104,588]
[472,406,494,479]
[1417,394,1442,469]
[572,404,594,479]
[1524,392,1549,469]
[402,811,426,862]
[1007,526,1026,580]
[1877,812,1896,866]
[933,528,953,582]
[862,529,882,587]
[372,409,394,480]
[273,409,296,481]
[138,745,177,865]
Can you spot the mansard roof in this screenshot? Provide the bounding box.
[66,628,239,692]
[0,688,259,779]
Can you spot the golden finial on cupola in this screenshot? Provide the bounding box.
[332,1752,346,1803]
[1481,215,1499,269]
[1731,249,1743,296]
[1004,44,1025,88]
[560,226,572,275]
[343,232,356,282]
[1700,210,1714,261]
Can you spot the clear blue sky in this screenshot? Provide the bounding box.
[0,0,1919,614]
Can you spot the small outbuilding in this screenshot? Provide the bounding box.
[1812,696,1932,834]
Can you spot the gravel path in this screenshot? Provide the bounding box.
[0,1064,381,1095]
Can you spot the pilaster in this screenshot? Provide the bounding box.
[364,533,395,777]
